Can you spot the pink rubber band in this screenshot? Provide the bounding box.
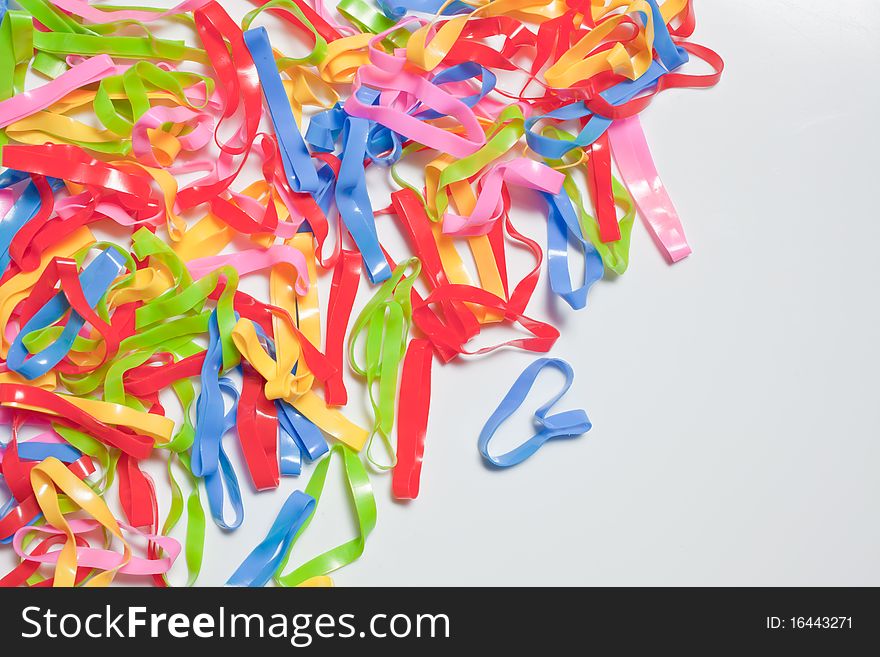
[186,244,311,295]
[442,158,564,236]
[13,519,181,576]
[132,106,215,167]
[348,68,485,158]
[0,56,118,129]
[55,192,163,230]
[607,115,692,263]
[344,25,486,159]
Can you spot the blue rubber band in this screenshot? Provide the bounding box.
[525,61,668,159]
[335,106,392,284]
[226,489,315,587]
[203,378,244,531]
[305,104,346,153]
[306,93,392,284]
[640,0,689,71]
[277,399,329,462]
[365,121,402,166]
[543,191,604,310]
[191,309,226,478]
[0,177,64,275]
[0,169,30,189]
[276,416,303,477]
[193,310,244,530]
[7,247,126,379]
[377,0,472,19]
[478,358,592,468]
[244,27,321,196]
[312,158,338,218]
[14,441,81,463]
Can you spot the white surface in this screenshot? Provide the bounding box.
[9,0,880,586]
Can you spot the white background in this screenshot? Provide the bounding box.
[7,0,880,586]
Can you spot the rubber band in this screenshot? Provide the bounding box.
[391,338,432,499]
[332,102,393,284]
[324,249,361,406]
[478,358,591,467]
[237,360,281,491]
[28,457,132,586]
[7,247,126,379]
[607,114,691,262]
[274,444,376,587]
[14,518,180,578]
[227,489,315,587]
[348,257,420,468]
[245,27,321,195]
[0,56,117,129]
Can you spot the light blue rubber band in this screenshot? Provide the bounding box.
[244,26,321,195]
[478,358,592,468]
[544,191,604,310]
[226,489,315,587]
[7,246,126,379]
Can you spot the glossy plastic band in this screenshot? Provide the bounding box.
[244,26,320,195]
[274,444,375,587]
[607,114,691,262]
[391,338,432,500]
[478,358,592,468]
[227,489,315,587]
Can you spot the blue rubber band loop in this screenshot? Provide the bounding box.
[335,105,392,284]
[478,358,592,468]
[191,311,244,529]
[202,378,244,531]
[305,104,346,153]
[365,122,402,166]
[306,94,392,283]
[191,309,226,479]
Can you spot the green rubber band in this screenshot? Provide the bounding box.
[274,444,376,587]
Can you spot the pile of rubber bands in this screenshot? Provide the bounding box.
[0,0,722,587]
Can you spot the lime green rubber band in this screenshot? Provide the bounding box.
[274,445,376,587]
